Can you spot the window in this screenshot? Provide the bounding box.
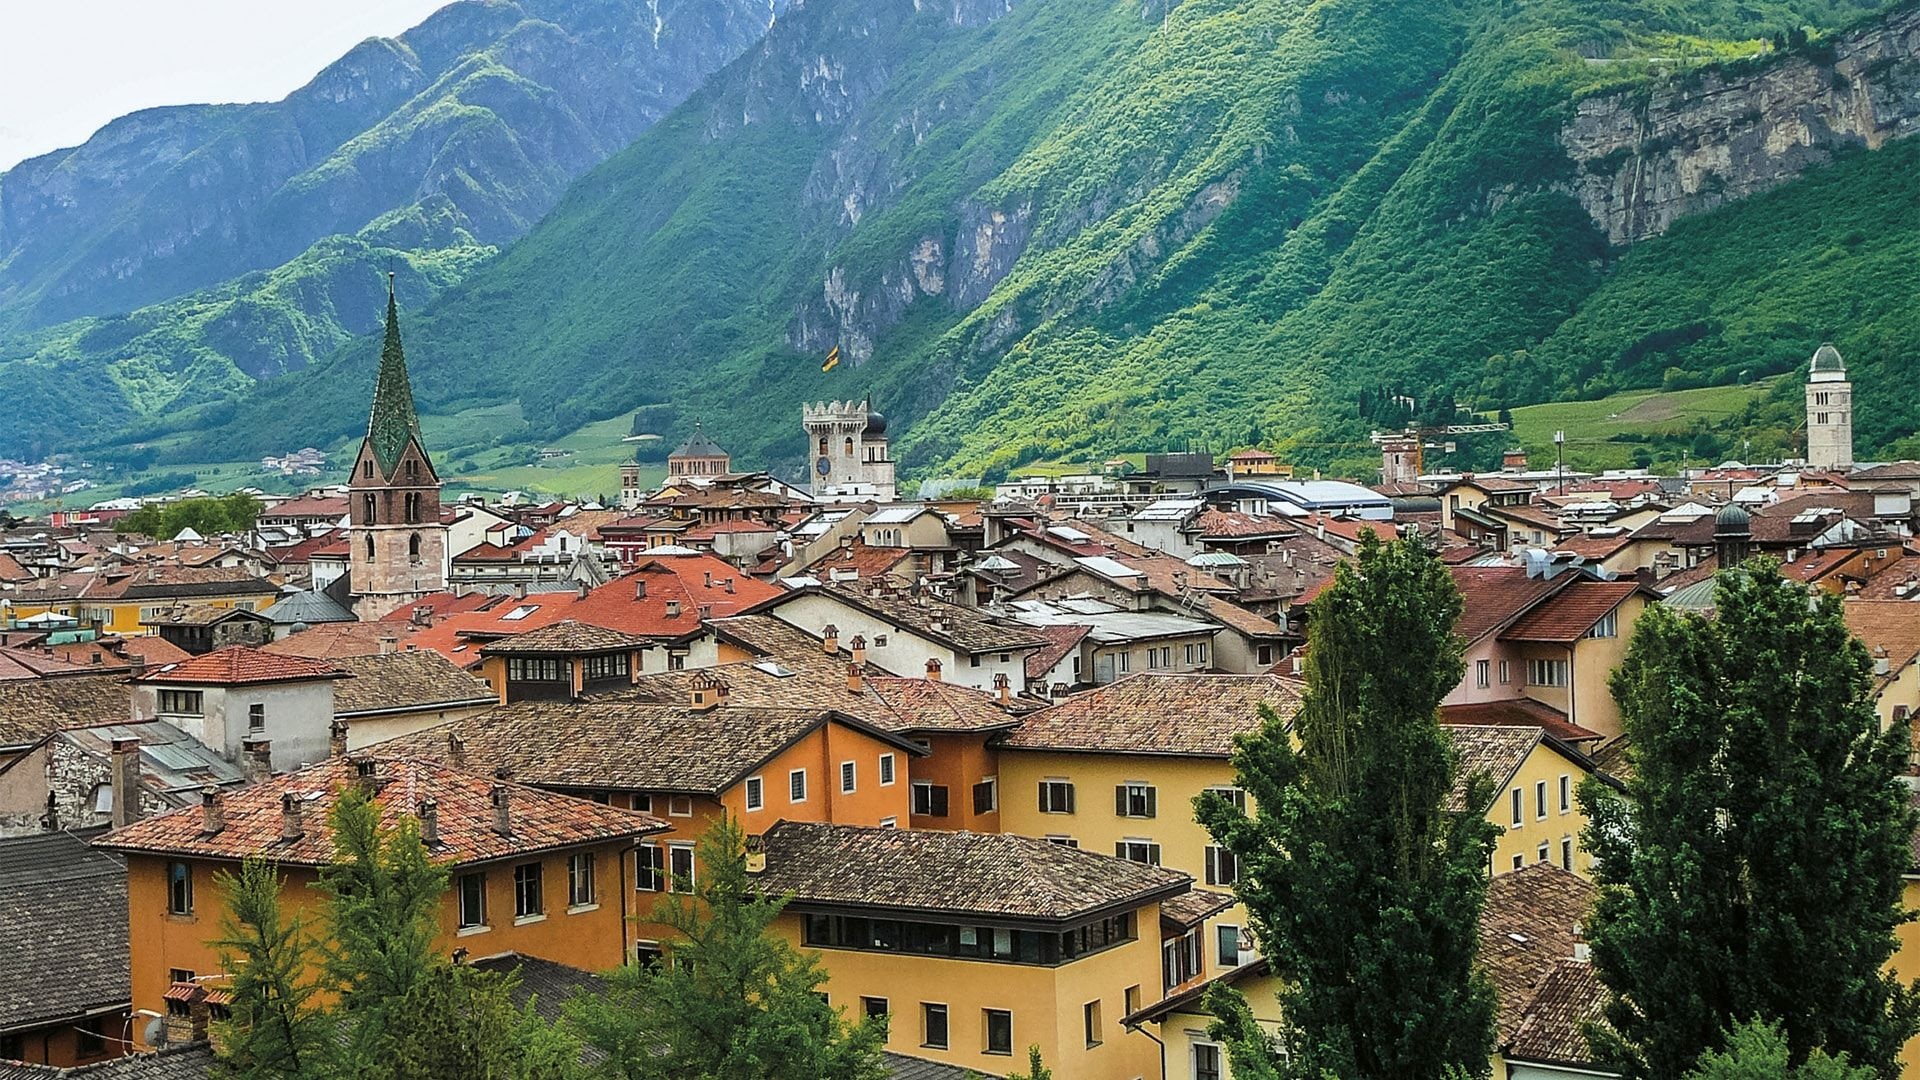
[1535,780,1549,820]
[1164,929,1203,989]
[1587,609,1618,638]
[248,703,265,731]
[1038,779,1075,814]
[1527,658,1569,687]
[365,534,375,561]
[636,845,664,891]
[1116,839,1161,866]
[879,816,898,827]
[1204,786,1247,812]
[1083,1000,1102,1048]
[841,761,857,794]
[1498,659,1510,684]
[970,655,982,668]
[1512,854,1524,870]
[1184,643,1198,665]
[1205,844,1238,886]
[167,861,193,915]
[1116,782,1157,818]
[1045,835,1079,848]
[1125,985,1141,1014]
[506,657,564,682]
[1559,775,1572,815]
[668,795,693,817]
[744,776,764,811]
[844,437,855,457]
[862,997,889,1021]
[169,969,195,987]
[513,863,543,919]
[583,653,630,680]
[0,1034,19,1061]
[1194,1042,1224,1080]
[362,460,373,479]
[1475,659,1490,689]
[1217,924,1242,967]
[404,493,421,524]
[911,782,949,817]
[1561,836,1575,870]
[1116,652,1131,674]
[789,769,808,803]
[1538,842,1551,864]
[668,843,696,893]
[631,794,653,813]
[805,911,1134,966]
[984,1009,1013,1055]
[568,853,596,908]
[363,493,377,523]
[1510,788,1523,827]
[1256,644,1275,666]
[667,652,686,671]
[922,1003,949,1049]
[458,873,486,929]
[972,777,998,814]
[75,1016,106,1058]
[878,753,896,786]
[157,690,203,716]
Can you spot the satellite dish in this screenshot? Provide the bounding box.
[144,1016,168,1048]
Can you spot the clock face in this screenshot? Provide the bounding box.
[816,456,832,477]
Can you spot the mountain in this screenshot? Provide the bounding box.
[0,0,781,459]
[23,0,1920,481]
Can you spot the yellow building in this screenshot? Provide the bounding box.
[753,820,1191,1078]
[1447,723,1603,878]
[6,566,279,637]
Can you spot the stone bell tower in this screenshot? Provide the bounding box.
[1805,342,1854,472]
[802,399,896,501]
[348,276,448,619]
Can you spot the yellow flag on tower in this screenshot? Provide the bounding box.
[822,345,841,372]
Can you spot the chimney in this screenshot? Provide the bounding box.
[378,635,397,655]
[633,578,647,600]
[925,658,942,682]
[993,672,1011,704]
[846,662,864,694]
[744,833,768,874]
[665,600,681,618]
[514,582,528,600]
[689,671,727,712]
[163,983,210,1046]
[849,634,866,665]
[328,720,349,759]
[129,654,148,679]
[1051,681,1070,700]
[418,798,440,848]
[822,624,839,655]
[280,792,305,841]
[199,786,226,835]
[491,784,513,836]
[447,732,467,769]
[703,571,712,588]
[240,738,272,783]
[109,737,142,829]
[1572,922,1590,963]
[1875,646,1891,676]
[351,757,377,792]
[576,580,591,600]
[411,604,433,627]
[724,578,736,594]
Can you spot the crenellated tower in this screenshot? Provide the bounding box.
[803,399,896,501]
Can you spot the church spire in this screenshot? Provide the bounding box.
[366,272,424,478]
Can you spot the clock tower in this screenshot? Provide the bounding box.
[348,277,448,619]
[802,399,896,501]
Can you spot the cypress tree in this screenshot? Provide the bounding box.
[1198,532,1500,1079]
[1584,561,1920,1078]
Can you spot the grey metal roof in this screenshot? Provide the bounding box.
[260,588,357,625]
[0,829,128,1032]
[59,721,244,800]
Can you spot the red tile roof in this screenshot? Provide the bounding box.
[1550,533,1632,561]
[1450,568,1571,643]
[96,756,666,866]
[1499,581,1644,643]
[1025,625,1090,680]
[1440,698,1603,744]
[136,645,347,686]
[0,644,130,681]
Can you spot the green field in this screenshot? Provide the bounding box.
[1503,379,1784,470]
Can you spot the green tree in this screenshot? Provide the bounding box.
[1584,562,1919,1079]
[376,963,583,1080]
[117,492,263,539]
[1684,1019,1875,1080]
[1197,531,1500,1080]
[211,858,334,1079]
[566,818,887,1080]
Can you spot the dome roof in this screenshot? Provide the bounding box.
[1714,502,1751,532]
[1811,343,1846,373]
[864,410,887,436]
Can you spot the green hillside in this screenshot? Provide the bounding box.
[68,0,1920,482]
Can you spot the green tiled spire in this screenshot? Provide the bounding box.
[366,275,423,478]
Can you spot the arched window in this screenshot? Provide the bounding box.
[818,436,829,456]
[404,493,420,524]
[408,533,422,561]
[405,458,418,479]
[843,437,855,457]
[362,494,377,524]
[362,460,373,479]
[364,534,375,561]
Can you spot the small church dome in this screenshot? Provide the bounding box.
[1714,502,1751,533]
[1811,343,1845,373]
[864,410,887,437]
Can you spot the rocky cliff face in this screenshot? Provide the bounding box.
[0,0,784,330]
[1563,6,1920,246]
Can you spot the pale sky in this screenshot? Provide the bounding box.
[0,1,450,171]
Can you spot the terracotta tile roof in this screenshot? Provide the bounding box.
[378,702,920,795]
[998,674,1302,757]
[1194,509,1295,540]
[263,621,429,659]
[683,519,781,540]
[1550,533,1632,561]
[1447,475,1536,494]
[806,538,914,582]
[1451,568,1572,643]
[1480,863,1597,1044]
[377,591,499,623]
[1499,580,1643,643]
[805,586,1046,654]
[332,651,497,717]
[0,675,133,747]
[1444,724,1544,812]
[1441,699,1602,744]
[1487,502,1572,534]
[1505,960,1607,1067]
[1159,887,1237,929]
[96,756,665,867]
[261,495,349,519]
[139,601,270,628]
[0,829,129,1030]
[1844,600,1920,694]
[1025,624,1089,680]
[135,645,346,686]
[5,565,279,603]
[754,821,1190,924]
[0,553,32,583]
[51,635,191,669]
[0,643,130,681]
[478,620,651,655]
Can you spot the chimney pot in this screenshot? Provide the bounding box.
[378,635,397,655]
[447,732,467,768]
[993,672,1011,703]
[200,786,225,834]
[281,792,304,841]
[241,737,272,783]
[418,798,440,847]
[924,658,942,682]
[491,784,513,836]
[846,662,864,694]
[822,624,839,655]
[329,720,349,759]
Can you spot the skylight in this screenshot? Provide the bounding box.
[501,605,540,621]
